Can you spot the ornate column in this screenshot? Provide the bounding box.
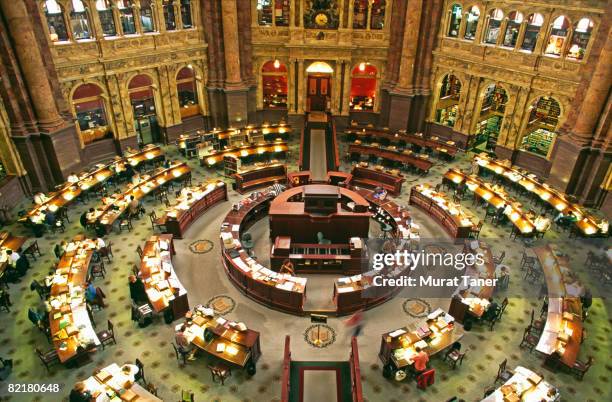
[287,59,295,112]
[347,0,354,29]
[221,0,249,124]
[154,0,167,33]
[1,0,64,131]
[383,0,423,130]
[221,0,244,89]
[342,61,351,116]
[297,59,305,114]
[133,2,143,34]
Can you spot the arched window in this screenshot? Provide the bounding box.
[353,0,368,29]
[521,13,544,52]
[521,96,561,157]
[72,84,109,145]
[256,0,272,25]
[177,66,198,118]
[43,0,69,42]
[464,6,480,40]
[162,0,176,31]
[568,18,594,60]
[502,11,523,48]
[545,16,570,56]
[350,63,377,111]
[447,4,462,37]
[370,0,386,30]
[140,0,155,32]
[256,0,289,26]
[118,1,136,34]
[262,60,288,109]
[70,0,92,40]
[476,84,508,150]
[180,0,193,28]
[483,9,504,44]
[95,1,115,36]
[434,74,461,127]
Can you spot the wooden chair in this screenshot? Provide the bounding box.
[30,279,50,300]
[0,291,11,312]
[180,390,194,402]
[172,343,187,366]
[96,320,116,349]
[519,325,539,352]
[118,216,133,233]
[98,241,113,263]
[136,245,144,259]
[23,241,42,261]
[494,359,513,384]
[91,261,106,280]
[208,363,232,385]
[468,221,483,239]
[529,309,545,334]
[499,297,509,317]
[416,368,435,390]
[521,249,537,271]
[572,356,594,380]
[443,342,466,369]
[35,347,59,372]
[493,250,505,265]
[149,211,166,232]
[134,358,146,385]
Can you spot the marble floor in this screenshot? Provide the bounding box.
[0,133,610,402]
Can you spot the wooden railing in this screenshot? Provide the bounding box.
[349,336,364,402]
[280,335,291,402]
[326,119,340,171]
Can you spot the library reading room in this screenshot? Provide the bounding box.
[0,1,610,401]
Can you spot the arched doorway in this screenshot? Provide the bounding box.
[520,96,561,157]
[349,62,377,111]
[306,61,333,112]
[72,83,110,145]
[128,74,159,145]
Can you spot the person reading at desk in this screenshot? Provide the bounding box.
[598,219,609,234]
[279,259,295,276]
[131,172,141,186]
[175,324,197,361]
[85,281,107,309]
[69,381,92,402]
[128,275,148,304]
[412,346,429,373]
[534,213,551,233]
[373,186,388,201]
[128,196,140,217]
[496,203,509,224]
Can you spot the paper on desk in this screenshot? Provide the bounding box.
[427,308,445,320]
[389,329,406,338]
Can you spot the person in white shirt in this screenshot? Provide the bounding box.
[534,213,551,233]
[6,250,19,266]
[66,172,79,183]
[598,219,609,234]
[95,237,105,250]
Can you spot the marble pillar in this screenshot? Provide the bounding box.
[1,1,64,131]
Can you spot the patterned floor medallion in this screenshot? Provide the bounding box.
[303,324,336,348]
[205,295,236,315]
[402,298,432,318]
[188,239,214,254]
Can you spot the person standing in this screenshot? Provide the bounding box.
[345,309,364,337]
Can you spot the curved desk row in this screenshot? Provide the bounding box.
[139,234,189,321]
[409,184,477,239]
[233,163,287,194]
[200,141,289,167]
[46,237,100,363]
[158,181,228,238]
[87,161,191,231]
[335,187,421,314]
[348,143,433,173]
[444,168,536,235]
[79,363,162,401]
[346,127,458,158]
[474,154,606,236]
[534,245,584,368]
[350,165,404,196]
[178,123,291,148]
[220,191,307,315]
[24,145,164,225]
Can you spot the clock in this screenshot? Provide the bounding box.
[314,12,329,27]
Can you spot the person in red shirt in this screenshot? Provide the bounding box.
[412,346,429,372]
